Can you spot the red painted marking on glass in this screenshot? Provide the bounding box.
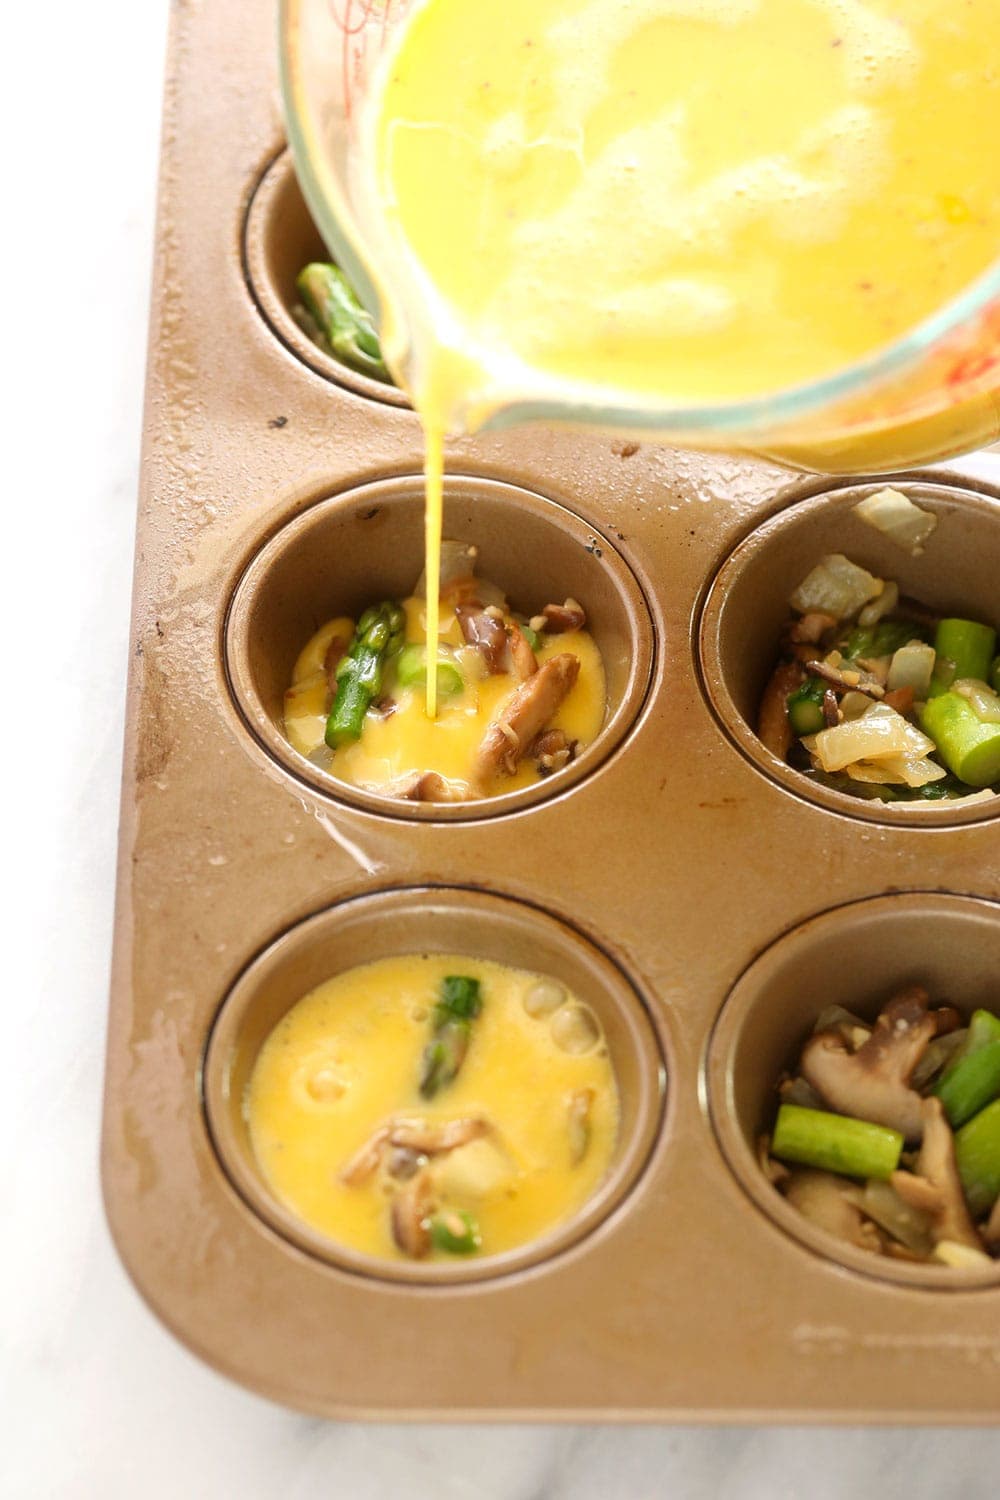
[329,0,410,122]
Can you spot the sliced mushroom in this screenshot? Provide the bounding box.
[567,1088,594,1166]
[805,657,885,699]
[473,653,580,782]
[782,1169,882,1252]
[758,659,805,759]
[340,1125,392,1187]
[506,621,538,681]
[389,1116,489,1155]
[378,770,473,803]
[386,1146,424,1181]
[541,598,586,633]
[801,986,936,1143]
[526,726,576,776]
[456,604,508,672]
[390,1169,434,1258]
[757,1134,790,1185]
[931,1005,963,1036]
[822,687,839,726]
[891,1096,984,1253]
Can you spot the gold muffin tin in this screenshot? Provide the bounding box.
[102,0,1000,1421]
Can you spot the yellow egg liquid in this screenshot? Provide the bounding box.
[359,0,1000,493]
[284,593,606,795]
[246,954,619,1262]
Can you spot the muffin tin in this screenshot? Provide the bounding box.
[102,0,1000,1421]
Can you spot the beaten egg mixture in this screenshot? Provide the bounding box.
[246,954,619,1262]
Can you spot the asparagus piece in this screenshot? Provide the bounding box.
[429,1208,481,1255]
[325,601,406,747]
[843,619,921,661]
[296,263,392,381]
[991,655,1000,694]
[395,644,464,697]
[786,677,827,737]
[771,1103,903,1180]
[955,1098,1000,1219]
[966,1009,1000,1050]
[934,1010,1000,1128]
[932,618,996,688]
[419,975,483,1098]
[919,691,1000,787]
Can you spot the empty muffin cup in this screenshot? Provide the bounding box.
[698,478,1000,826]
[243,148,410,406]
[707,891,1000,1289]
[225,473,655,819]
[204,886,665,1284]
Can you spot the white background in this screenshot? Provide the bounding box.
[2,2,998,1495]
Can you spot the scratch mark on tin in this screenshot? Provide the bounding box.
[311,809,385,875]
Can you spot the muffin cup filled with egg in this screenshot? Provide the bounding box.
[225,473,654,820]
[204,887,664,1283]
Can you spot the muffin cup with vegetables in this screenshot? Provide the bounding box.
[762,989,1000,1272]
[759,515,1000,805]
[707,891,1000,1288]
[700,480,1000,824]
[243,150,410,404]
[283,538,607,804]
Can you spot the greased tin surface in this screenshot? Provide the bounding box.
[102,0,1000,1421]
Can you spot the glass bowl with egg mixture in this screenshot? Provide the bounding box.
[280,0,1000,473]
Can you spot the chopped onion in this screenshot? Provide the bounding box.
[812,1005,872,1044]
[858,580,900,627]
[454,644,489,683]
[853,488,939,555]
[911,1028,968,1090]
[803,703,935,772]
[844,761,905,785]
[933,1240,993,1269]
[839,690,871,721]
[306,743,335,772]
[841,755,945,787]
[953,677,1000,723]
[415,538,493,600]
[790,554,883,620]
[887,641,936,698]
[861,1180,934,1255]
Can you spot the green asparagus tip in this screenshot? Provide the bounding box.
[430,1209,481,1255]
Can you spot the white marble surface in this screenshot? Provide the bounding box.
[3,2,998,1495]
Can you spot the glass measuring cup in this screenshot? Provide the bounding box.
[279,0,1000,474]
